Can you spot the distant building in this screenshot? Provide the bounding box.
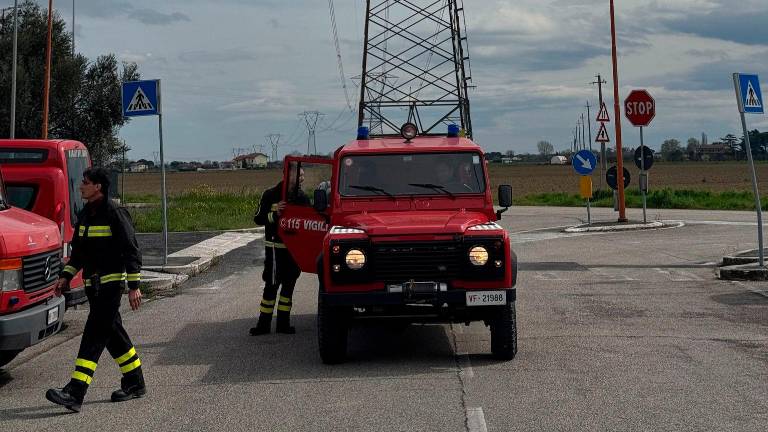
[233,152,269,169]
[128,162,148,173]
[696,143,730,161]
[550,155,568,165]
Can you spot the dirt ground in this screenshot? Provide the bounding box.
[119,162,768,197]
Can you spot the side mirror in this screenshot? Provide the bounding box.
[498,185,512,208]
[313,189,328,212]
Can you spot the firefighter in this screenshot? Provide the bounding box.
[46,168,145,413]
[250,165,309,335]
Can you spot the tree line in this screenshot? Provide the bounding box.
[0,1,140,165]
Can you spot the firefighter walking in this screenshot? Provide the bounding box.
[250,166,308,335]
[46,168,145,412]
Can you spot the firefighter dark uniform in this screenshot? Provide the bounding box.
[47,198,144,411]
[250,181,309,335]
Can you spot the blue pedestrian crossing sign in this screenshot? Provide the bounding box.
[572,150,597,175]
[122,80,161,117]
[736,74,763,114]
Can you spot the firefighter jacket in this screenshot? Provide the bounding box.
[61,198,142,290]
[254,181,309,247]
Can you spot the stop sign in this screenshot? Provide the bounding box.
[624,90,655,127]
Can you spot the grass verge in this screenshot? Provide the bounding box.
[515,188,768,211]
[126,187,768,232]
[126,186,261,232]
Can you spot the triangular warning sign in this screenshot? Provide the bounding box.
[745,81,762,109]
[595,123,611,143]
[127,87,154,112]
[596,102,611,122]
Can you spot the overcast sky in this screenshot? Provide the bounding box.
[37,0,768,161]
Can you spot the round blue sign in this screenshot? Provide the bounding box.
[572,150,597,175]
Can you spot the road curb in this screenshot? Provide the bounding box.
[563,221,682,233]
[718,264,768,281]
[722,248,768,266]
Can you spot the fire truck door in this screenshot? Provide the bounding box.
[277,157,332,273]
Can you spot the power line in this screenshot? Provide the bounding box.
[265,134,281,162]
[327,0,355,113]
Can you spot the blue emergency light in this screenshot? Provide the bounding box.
[357,126,370,140]
[447,124,460,137]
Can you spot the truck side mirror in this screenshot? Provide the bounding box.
[313,189,328,212]
[498,185,512,208]
[496,185,512,220]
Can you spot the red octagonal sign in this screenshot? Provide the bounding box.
[624,89,655,127]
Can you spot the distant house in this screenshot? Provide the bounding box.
[233,152,269,169]
[219,161,235,170]
[696,143,730,161]
[128,162,148,173]
[550,155,568,165]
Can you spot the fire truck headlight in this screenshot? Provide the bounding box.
[0,258,23,292]
[468,246,489,266]
[345,249,366,270]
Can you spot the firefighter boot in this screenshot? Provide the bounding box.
[111,370,146,402]
[276,312,296,334]
[46,382,85,413]
[249,313,272,336]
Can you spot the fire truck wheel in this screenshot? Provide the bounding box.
[490,301,518,360]
[317,293,349,364]
[0,350,22,368]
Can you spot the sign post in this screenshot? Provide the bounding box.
[733,73,765,267]
[573,149,597,225]
[122,80,168,265]
[625,89,656,224]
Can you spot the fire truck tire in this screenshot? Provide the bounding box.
[490,301,518,360]
[317,293,348,364]
[0,350,22,368]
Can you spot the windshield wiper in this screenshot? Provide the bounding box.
[349,185,395,199]
[408,183,455,198]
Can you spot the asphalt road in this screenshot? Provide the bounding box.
[1,206,766,431]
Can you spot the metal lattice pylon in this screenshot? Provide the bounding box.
[357,0,473,138]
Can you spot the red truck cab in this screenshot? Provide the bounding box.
[0,164,65,367]
[278,126,516,364]
[0,140,91,307]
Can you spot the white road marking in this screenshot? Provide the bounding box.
[466,407,488,432]
[170,232,263,258]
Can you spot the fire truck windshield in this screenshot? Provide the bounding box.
[339,152,486,197]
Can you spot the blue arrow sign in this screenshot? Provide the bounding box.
[572,150,597,175]
[737,74,764,114]
[122,80,161,117]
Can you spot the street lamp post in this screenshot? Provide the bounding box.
[10,0,18,139]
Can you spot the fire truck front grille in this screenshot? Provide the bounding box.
[372,241,464,281]
[22,250,61,293]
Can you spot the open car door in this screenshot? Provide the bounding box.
[277,156,333,273]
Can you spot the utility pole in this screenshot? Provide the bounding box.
[72,0,75,54]
[610,0,627,222]
[581,113,586,151]
[10,0,18,138]
[299,111,324,156]
[577,118,582,150]
[266,134,281,163]
[585,101,593,152]
[592,74,608,190]
[41,0,54,139]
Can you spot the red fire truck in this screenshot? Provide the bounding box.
[0,164,65,367]
[0,140,91,307]
[278,124,517,364]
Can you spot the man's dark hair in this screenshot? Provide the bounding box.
[83,167,110,197]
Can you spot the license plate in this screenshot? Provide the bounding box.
[466,291,506,306]
[47,307,59,325]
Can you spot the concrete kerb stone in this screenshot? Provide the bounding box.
[722,248,768,266]
[563,220,683,233]
[718,264,768,281]
[140,270,190,296]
